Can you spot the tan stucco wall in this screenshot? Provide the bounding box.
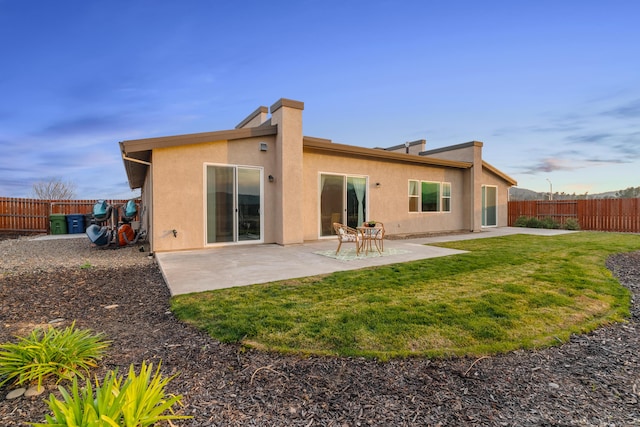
[302,150,470,240]
[269,99,304,245]
[421,142,479,163]
[422,142,484,231]
[481,168,511,227]
[146,135,512,251]
[148,141,512,251]
[150,136,277,252]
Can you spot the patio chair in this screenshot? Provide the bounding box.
[333,222,360,256]
[372,222,385,252]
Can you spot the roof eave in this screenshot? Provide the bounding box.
[119,125,278,190]
[121,124,278,154]
[483,161,517,186]
[303,137,473,169]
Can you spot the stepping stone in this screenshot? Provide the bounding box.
[6,388,26,400]
[25,385,45,397]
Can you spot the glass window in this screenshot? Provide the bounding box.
[408,180,419,212]
[206,165,263,244]
[482,185,497,226]
[441,182,451,212]
[347,176,367,228]
[320,174,345,237]
[237,168,261,241]
[409,180,452,212]
[320,174,368,236]
[206,165,235,244]
[421,182,440,212]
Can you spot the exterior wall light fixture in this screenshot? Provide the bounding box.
[268,175,275,182]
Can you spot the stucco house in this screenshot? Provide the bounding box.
[120,98,516,253]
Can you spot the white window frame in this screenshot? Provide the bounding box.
[318,172,369,238]
[408,180,451,213]
[408,180,419,212]
[482,185,498,227]
[441,182,451,212]
[203,163,264,246]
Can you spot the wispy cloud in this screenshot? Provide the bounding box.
[36,114,134,139]
[519,157,629,175]
[566,133,614,144]
[615,131,640,156]
[566,130,640,160]
[602,99,640,119]
[0,113,137,198]
[520,158,577,174]
[517,127,640,176]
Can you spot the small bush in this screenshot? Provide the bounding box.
[0,322,109,389]
[514,216,529,227]
[526,217,544,228]
[514,216,562,229]
[541,218,561,229]
[31,361,191,427]
[564,218,581,230]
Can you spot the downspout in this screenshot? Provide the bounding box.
[121,152,153,252]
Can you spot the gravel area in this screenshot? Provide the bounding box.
[1,235,639,426]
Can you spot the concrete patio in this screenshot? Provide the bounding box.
[155,227,576,295]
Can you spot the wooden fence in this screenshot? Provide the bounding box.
[0,197,135,234]
[3,197,639,235]
[508,199,640,233]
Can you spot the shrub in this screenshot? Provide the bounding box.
[31,361,191,427]
[541,217,560,229]
[526,217,544,228]
[0,322,109,390]
[564,218,581,230]
[514,216,562,229]
[514,216,529,227]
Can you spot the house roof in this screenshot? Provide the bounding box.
[483,160,518,186]
[120,123,278,189]
[303,137,473,169]
[120,125,516,190]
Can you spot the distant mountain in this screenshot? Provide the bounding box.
[509,187,630,201]
[509,188,544,200]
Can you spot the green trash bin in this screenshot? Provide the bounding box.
[49,214,67,235]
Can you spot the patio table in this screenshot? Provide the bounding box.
[357,226,383,255]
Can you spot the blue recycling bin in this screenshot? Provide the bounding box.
[66,214,85,234]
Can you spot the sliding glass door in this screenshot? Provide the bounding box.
[482,185,497,227]
[237,168,261,241]
[320,174,367,237]
[206,165,262,244]
[206,165,234,243]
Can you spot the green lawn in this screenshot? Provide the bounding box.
[171,232,640,360]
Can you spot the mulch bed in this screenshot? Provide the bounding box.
[1,236,639,426]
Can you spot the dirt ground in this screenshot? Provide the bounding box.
[1,236,639,426]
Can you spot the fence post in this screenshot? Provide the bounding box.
[46,201,51,234]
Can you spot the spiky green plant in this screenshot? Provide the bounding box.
[0,322,109,389]
[31,361,191,427]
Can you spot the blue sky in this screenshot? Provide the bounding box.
[1,0,639,199]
